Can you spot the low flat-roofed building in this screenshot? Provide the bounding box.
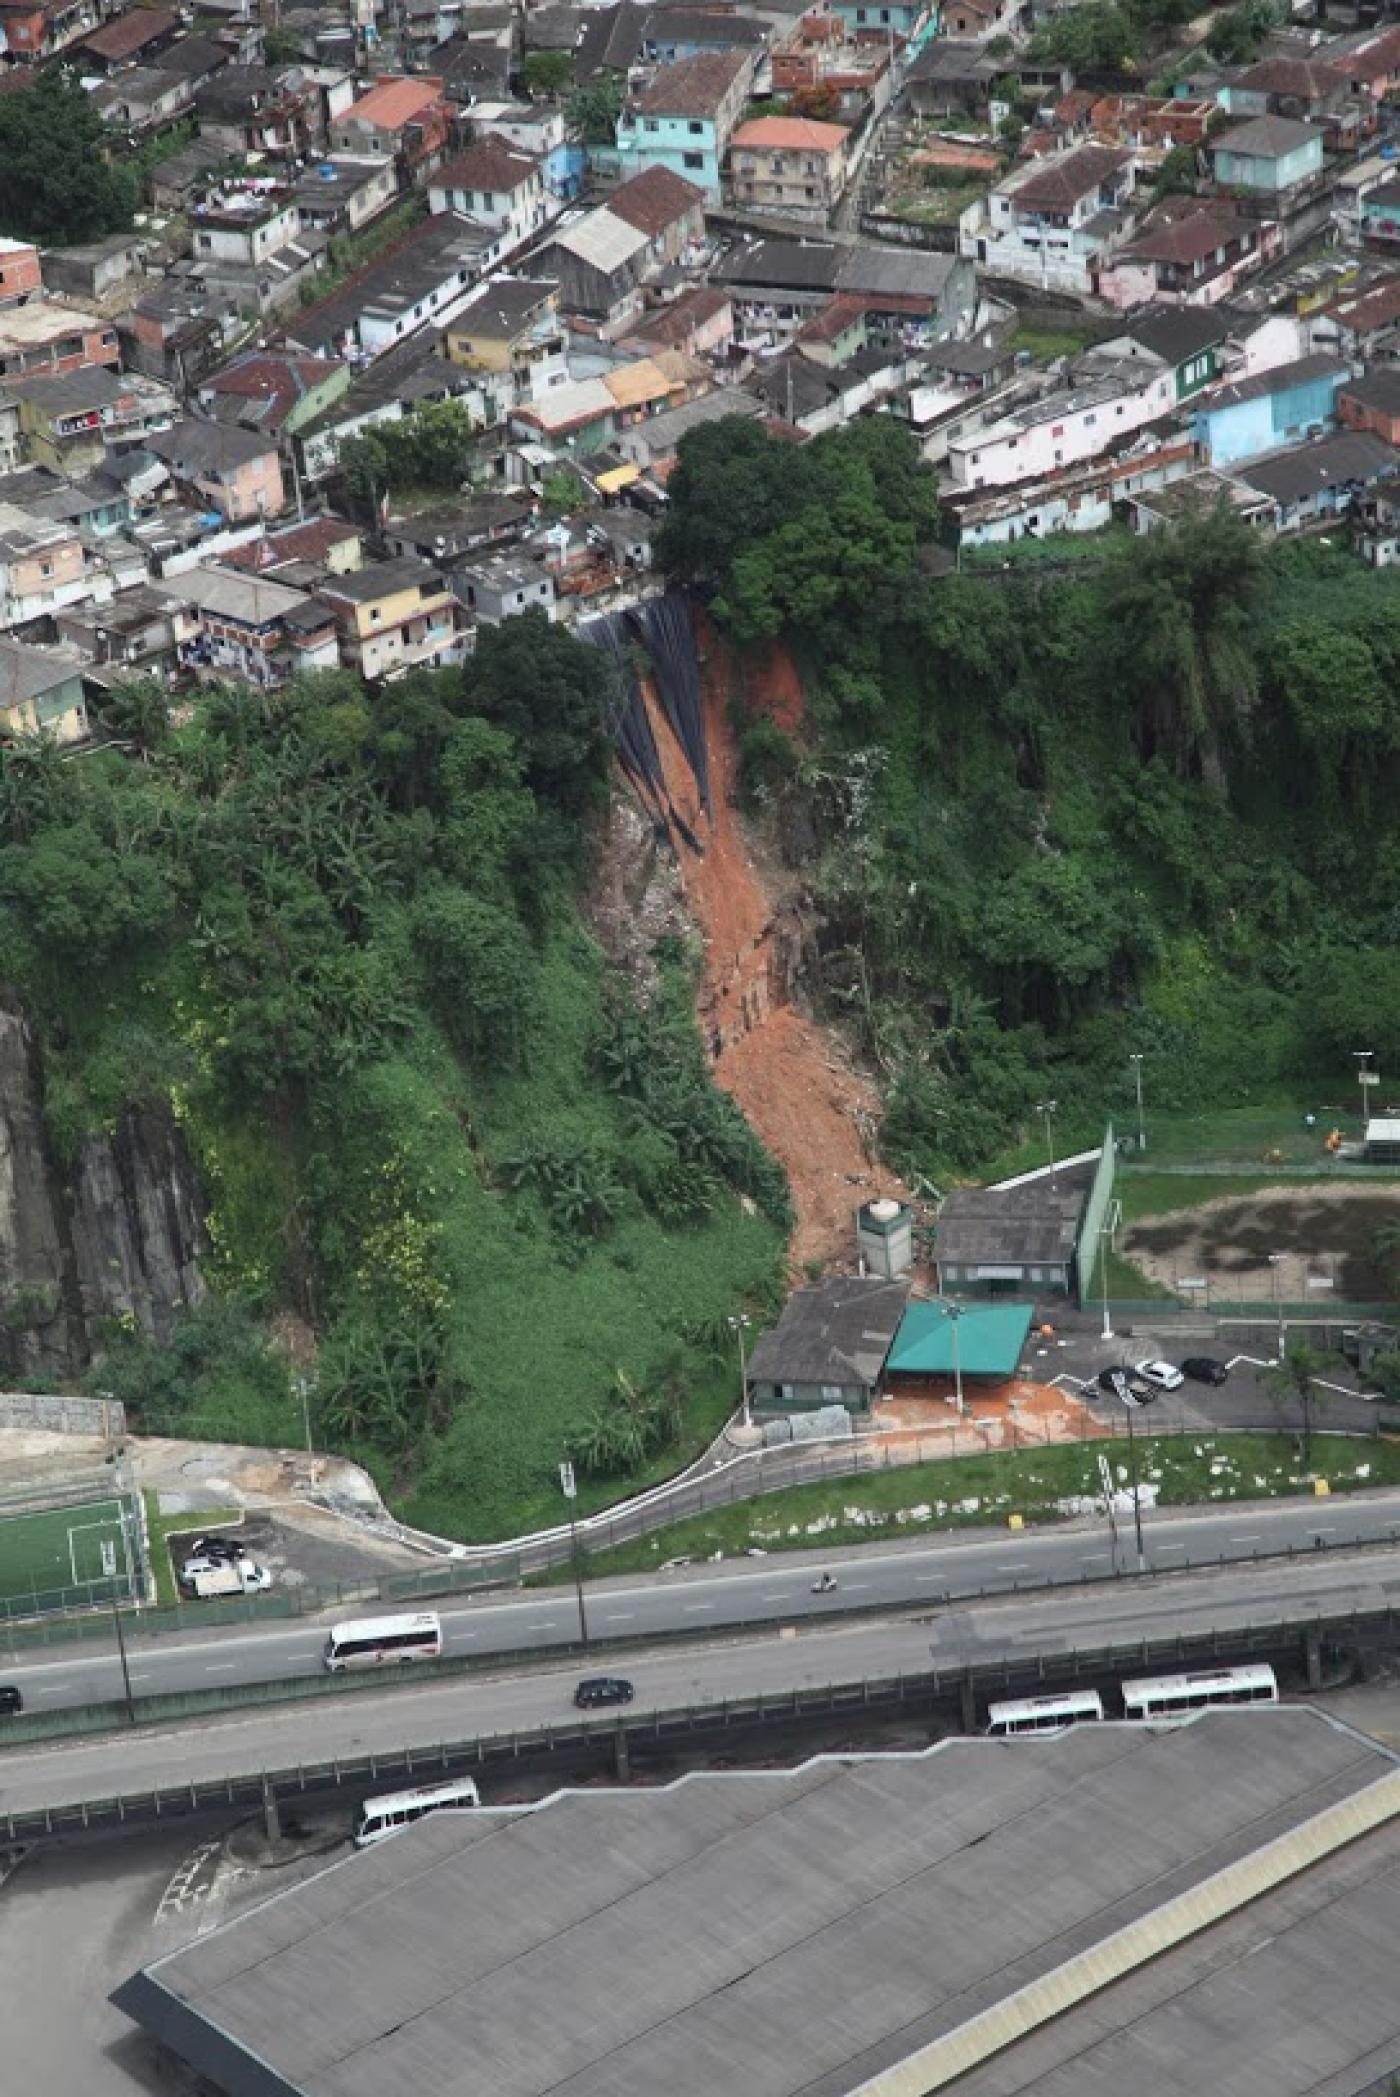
[114,1708,1400,2097]
[933,1181,1085,1295]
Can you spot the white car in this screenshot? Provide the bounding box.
[1135,1358,1184,1392]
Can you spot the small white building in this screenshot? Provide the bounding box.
[959,144,1136,296]
[427,138,551,248]
[944,359,1176,490]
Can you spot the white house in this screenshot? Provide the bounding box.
[959,144,1135,296]
[944,360,1177,489]
[427,138,551,248]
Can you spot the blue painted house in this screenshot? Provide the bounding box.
[832,0,939,48]
[614,46,755,202]
[1193,353,1350,468]
[1210,113,1324,195]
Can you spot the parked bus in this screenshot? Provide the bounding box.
[324,1611,443,1671]
[987,1690,1105,1737]
[1120,1663,1278,1724]
[353,1775,480,1847]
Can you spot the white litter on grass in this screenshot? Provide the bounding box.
[1355,1463,1371,1479]
[957,1497,981,1514]
[1209,1459,1231,1476]
[1117,1464,1128,1482]
[897,1503,933,1525]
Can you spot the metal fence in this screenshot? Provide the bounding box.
[5,1601,1396,1844]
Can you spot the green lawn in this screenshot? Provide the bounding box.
[0,1496,132,1610]
[1008,318,1105,362]
[559,1433,1400,1580]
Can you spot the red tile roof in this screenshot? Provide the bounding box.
[432,136,540,193]
[730,115,848,152]
[1011,143,1130,209]
[633,47,751,118]
[341,74,445,131]
[607,163,706,235]
[80,4,178,61]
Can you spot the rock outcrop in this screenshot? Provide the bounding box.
[0,995,205,1375]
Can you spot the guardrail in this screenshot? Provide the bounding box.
[5,1508,1400,1749]
[4,1602,1394,1845]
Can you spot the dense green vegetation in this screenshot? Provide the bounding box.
[659,417,1400,1185]
[0,69,135,245]
[5,626,785,1539]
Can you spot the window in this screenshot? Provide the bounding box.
[688,118,703,134]
[683,150,703,169]
[645,117,659,131]
[515,590,525,605]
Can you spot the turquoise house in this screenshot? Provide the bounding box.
[1192,352,1349,469]
[613,47,754,203]
[832,0,939,50]
[1210,113,1324,195]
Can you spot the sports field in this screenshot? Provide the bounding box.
[0,1494,138,1612]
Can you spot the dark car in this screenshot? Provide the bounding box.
[574,1676,634,1709]
[189,1534,247,1562]
[0,1684,23,1716]
[1181,1357,1230,1386]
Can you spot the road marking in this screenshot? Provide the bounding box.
[602,1612,635,1622]
[683,1604,715,1614]
[763,1593,791,1603]
[203,1664,236,1674]
[1230,1535,1261,1544]
[1079,1553,1108,1564]
[998,1563,1031,1573]
[844,1582,870,1592]
[1155,1541,1185,1552]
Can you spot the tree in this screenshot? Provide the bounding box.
[462,613,613,820]
[566,76,623,144]
[339,399,477,503]
[1026,1,1140,73]
[1151,145,1198,202]
[522,49,573,98]
[1205,0,1282,63]
[1264,1339,1328,1467]
[0,69,135,245]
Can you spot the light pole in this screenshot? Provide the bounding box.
[1129,1052,1146,1153]
[296,1375,313,1458]
[945,1300,965,1416]
[1124,1396,1146,1572]
[111,1591,136,1723]
[1354,1050,1376,1136]
[1037,1100,1058,1186]
[1099,1212,1116,1342]
[1268,1253,1285,1360]
[728,1313,752,1431]
[559,1461,590,1650]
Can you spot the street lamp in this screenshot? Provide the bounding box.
[1099,1209,1117,1342]
[944,1300,965,1416]
[1037,1100,1058,1186]
[559,1461,589,1650]
[1268,1253,1285,1360]
[296,1375,313,1458]
[1123,1394,1146,1572]
[1354,1050,1376,1136]
[728,1313,752,1431]
[1128,1052,1146,1153]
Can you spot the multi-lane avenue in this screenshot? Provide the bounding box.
[1,1541,1399,1823]
[3,1490,1400,1720]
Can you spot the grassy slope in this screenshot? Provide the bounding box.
[560,1432,1400,1578]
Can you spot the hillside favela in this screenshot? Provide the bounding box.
[5,0,1400,2089]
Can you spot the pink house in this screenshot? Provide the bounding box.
[146,420,285,523]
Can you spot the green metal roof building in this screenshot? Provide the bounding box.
[885,1300,1035,1380]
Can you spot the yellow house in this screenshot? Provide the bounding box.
[443,276,564,384]
[316,556,463,681]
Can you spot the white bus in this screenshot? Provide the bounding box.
[987,1690,1105,1736]
[324,1611,443,1671]
[353,1775,480,1847]
[1120,1663,1278,1724]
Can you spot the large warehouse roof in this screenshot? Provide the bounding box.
[114,1710,1400,2097]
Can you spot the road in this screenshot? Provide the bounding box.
[6,1492,1400,1719]
[1,1546,1398,1820]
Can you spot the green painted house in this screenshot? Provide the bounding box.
[1095,304,1233,403]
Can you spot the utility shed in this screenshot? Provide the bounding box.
[744,1275,908,1416]
[934,1182,1085,1296]
[113,1709,1400,2097]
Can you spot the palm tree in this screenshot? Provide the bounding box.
[1264,1339,1328,1468]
